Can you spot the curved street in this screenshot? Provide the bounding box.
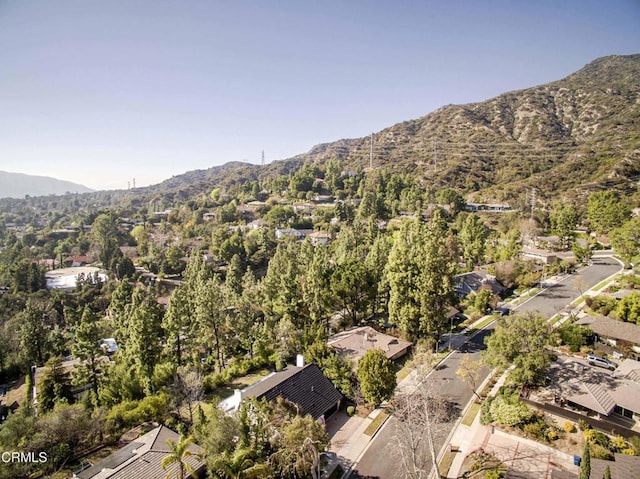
[348,256,621,479]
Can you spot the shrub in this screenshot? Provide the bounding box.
[203,372,226,392]
[584,429,610,448]
[611,435,627,452]
[577,418,591,431]
[591,443,614,460]
[480,397,495,425]
[546,430,559,441]
[563,421,575,433]
[629,436,640,455]
[522,419,547,441]
[484,470,504,479]
[558,323,594,352]
[489,398,533,427]
[347,406,356,416]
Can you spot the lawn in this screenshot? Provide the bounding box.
[438,450,457,478]
[364,410,389,436]
[466,315,495,334]
[461,402,481,427]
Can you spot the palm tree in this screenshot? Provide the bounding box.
[162,435,197,479]
[211,448,270,479]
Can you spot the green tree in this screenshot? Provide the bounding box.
[72,306,104,398]
[365,235,392,316]
[387,220,456,341]
[261,240,304,325]
[195,277,228,371]
[161,435,196,479]
[550,202,578,249]
[483,312,555,386]
[211,448,270,479]
[119,286,163,394]
[163,284,194,368]
[616,292,640,325]
[580,441,591,479]
[19,300,49,367]
[92,212,123,273]
[330,257,375,326]
[357,349,397,406]
[37,356,74,413]
[274,415,329,479]
[610,217,640,266]
[458,213,487,268]
[109,277,134,326]
[587,191,630,235]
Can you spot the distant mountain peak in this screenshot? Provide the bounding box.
[0,171,94,199]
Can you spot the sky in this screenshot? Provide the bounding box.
[1,1,639,191]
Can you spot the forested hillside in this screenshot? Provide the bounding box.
[0,54,639,478]
[288,54,640,203]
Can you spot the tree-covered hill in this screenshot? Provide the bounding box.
[286,54,640,203]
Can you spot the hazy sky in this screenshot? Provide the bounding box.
[1,1,639,191]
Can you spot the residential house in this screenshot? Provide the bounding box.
[308,231,331,246]
[454,271,506,298]
[222,356,343,423]
[576,316,640,359]
[71,255,91,267]
[275,228,305,240]
[541,358,640,423]
[246,200,267,209]
[247,218,267,230]
[328,326,413,366]
[590,453,640,479]
[464,203,512,213]
[73,425,205,479]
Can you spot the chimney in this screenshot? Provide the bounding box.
[296,354,305,368]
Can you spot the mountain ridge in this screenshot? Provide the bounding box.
[281,53,640,202]
[0,171,94,199]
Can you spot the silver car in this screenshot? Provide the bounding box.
[587,354,616,371]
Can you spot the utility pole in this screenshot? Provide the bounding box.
[261,150,265,167]
[370,133,374,169]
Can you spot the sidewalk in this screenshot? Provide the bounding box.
[446,370,579,479]
[326,269,594,478]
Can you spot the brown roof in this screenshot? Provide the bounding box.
[328,326,412,364]
[576,316,640,345]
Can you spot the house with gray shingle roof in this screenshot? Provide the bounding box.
[544,358,640,423]
[222,356,343,422]
[74,425,204,479]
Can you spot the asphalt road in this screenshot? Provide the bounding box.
[349,256,621,479]
[515,256,621,318]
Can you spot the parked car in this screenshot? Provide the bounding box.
[587,354,617,371]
